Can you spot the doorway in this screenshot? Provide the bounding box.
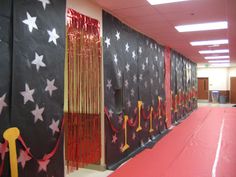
[198,78,209,100]
[230,77,236,103]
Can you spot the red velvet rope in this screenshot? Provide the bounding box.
[17,118,64,162]
[0,140,8,177]
[104,107,120,133]
[104,106,139,133]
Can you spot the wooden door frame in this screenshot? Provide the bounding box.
[230,77,236,103]
[197,77,209,100]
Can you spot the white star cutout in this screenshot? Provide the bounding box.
[108,109,113,118]
[125,43,129,52]
[106,80,112,90]
[38,0,50,10]
[114,54,118,64]
[150,43,153,49]
[155,44,157,49]
[125,63,130,72]
[155,56,158,62]
[47,28,59,45]
[45,79,57,96]
[32,52,46,71]
[139,74,143,81]
[115,31,120,40]
[139,47,142,54]
[131,89,135,97]
[144,81,148,88]
[22,12,38,33]
[49,119,60,135]
[105,37,110,48]
[127,100,131,108]
[133,75,137,83]
[132,51,136,59]
[18,149,32,169]
[152,64,155,70]
[117,69,122,78]
[0,93,7,115]
[124,80,129,88]
[20,83,35,104]
[31,104,44,123]
[150,78,153,85]
[142,63,145,71]
[146,57,149,64]
[38,159,50,172]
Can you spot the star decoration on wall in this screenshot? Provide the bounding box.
[139,74,143,81]
[132,51,136,59]
[45,79,57,96]
[32,52,46,71]
[146,57,149,64]
[22,12,38,33]
[105,37,110,48]
[142,63,145,71]
[132,132,136,140]
[47,28,59,45]
[108,109,113,118]
[124,80,129,88]
[49,119,60,135]
[139,46,142,54]
[115,31,120,40]
[38,159,50,172]
[150,78,153,85]
[117,69,122,78]
[133,75,137,83]
[114,54,118,64]
[112,134,118,143]
[31,104,44,123]
[106,80,112,90]
[118,115,123,124]
[144,81,148,88]
[125,63,130,72]
[38,0,50,10]
[127,100,131,108]
[0,93,7,115]
[18,149,32,169]
[130,89,135,97]
[20,83,35,104]
[125,43,129,52]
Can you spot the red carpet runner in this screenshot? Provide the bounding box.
[109,107,236,177]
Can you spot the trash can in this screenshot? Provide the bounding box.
[211,91,219,103]
[219,95,226,104]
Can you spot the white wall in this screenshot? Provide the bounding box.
[197,67,236,90]
[66,0,105,169]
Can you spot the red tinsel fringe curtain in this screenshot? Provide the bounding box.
[65,9,101,172]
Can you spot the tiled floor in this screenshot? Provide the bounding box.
[66,168,113,177]
[66,101,236,177]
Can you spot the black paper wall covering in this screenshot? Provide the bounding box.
[103,11,166,167]
[0,0,66,176]
[170,50,198,123]
[103,11,197,167]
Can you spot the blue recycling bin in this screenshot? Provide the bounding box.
[212,91,219,103]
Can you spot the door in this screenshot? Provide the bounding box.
[230,77,236,103]
[198,78,209,99]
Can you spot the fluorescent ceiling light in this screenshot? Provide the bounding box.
[175,21,228,32]
[199,49,229,54]
[147,0,189,5]
[208,60,230,63]
[210,63,230,67]
[205,56,229,59]
[190,39,228,46]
